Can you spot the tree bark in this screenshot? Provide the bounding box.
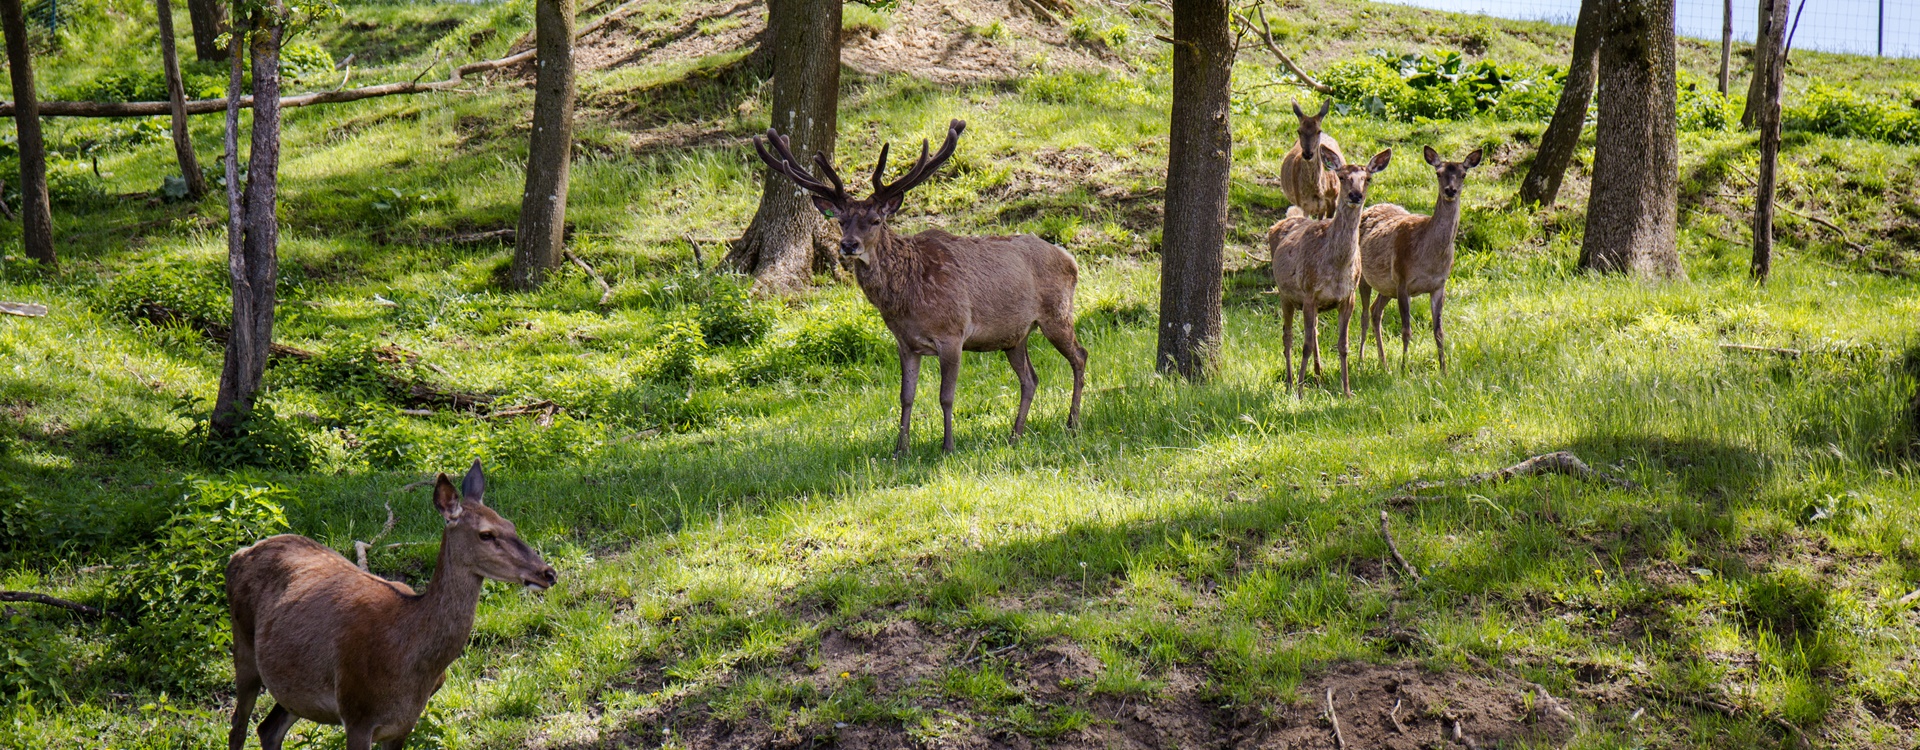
[156,0,206,199]
[211,13,281,437]
[1741,0,1788,128]
[1,0,54,267]
[725,0,840,295]
[1718,0,1732,94]
[1518,0,1602,206]
[1751,0,1789,282]
[185,0,226,62]
[509,0,577,290]
[1155,0,1234,379]
[1580,0,1684,280]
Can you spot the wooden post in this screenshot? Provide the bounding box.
[1719,0,1733,94]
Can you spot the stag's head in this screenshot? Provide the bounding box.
[1291,99,1333,166]
[433,460,558,591]
[1321,146,1392,207]
[752,120,967,263]
[1423,145,1483,201]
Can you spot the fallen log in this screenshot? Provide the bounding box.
[0,591,119,619]
[0,301,48,317]
[1394,451,1641,495]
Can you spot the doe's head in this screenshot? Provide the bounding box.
[1422,145,1483,201]
[432,460,557,591]
[1321,146,1392,207]
[1291,99,1333,165]
[753,119,967,263]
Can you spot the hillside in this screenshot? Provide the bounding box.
[1,0,1917,748]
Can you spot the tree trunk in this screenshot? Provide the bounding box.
[186,0,226,62]
[211,13,281,437]
[1517,0,1602,207]
[1741,0,1788,128]
[156,0,206,199]
[1751,0,1788,282]
[1155,0,1234,379]
[509,0,577,290]
[725,0,840,295]
[1718,0,1732,94]
[1,0,54,267]
[1580,0,1684,280]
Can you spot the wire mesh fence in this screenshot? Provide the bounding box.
[1367,0,1919,57]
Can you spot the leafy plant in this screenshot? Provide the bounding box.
[96,256,230,328]
[640,316,709,384]
[1784,84,1920,144]
[1317,50,1560,123]
[180,398,317,473]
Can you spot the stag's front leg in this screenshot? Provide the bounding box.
[1336,296,1354,397]
[1006,342,1037,444]
[937,343,963,453]
[896,345,921,457]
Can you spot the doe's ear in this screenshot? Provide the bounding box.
[1367,148,1393,174]
[1423,145,1442,167]
[1291,100,1305,119]
[1462,148,1484,169]
[1315,98,1331,118]
[812,196,838,217]
[461,459,486,504]
[1319,145,1345,170]
[432,473,464,521]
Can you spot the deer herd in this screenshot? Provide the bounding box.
[223,102,1477,749]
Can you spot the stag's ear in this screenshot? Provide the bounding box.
[1319,145,1345,170]
[877,192,905,218]
[1292,100,1305,119]
[1462,148,1484,169]
[1315,99,1331,118]
[433,473,464,521]
[1367,148,1393,174]
[1423,145,1442,167]
[812,196,838,217]
[461,459,486,504]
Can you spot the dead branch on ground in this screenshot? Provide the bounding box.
[1394,451,1641,495]
[354,500,399,572]
[1,302,48,317]
[1325,688,1347,749]
[0,591,119,619]
[1380,510,1422,582]
[565,251,615,306]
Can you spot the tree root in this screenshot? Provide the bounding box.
[1394,451,1641,495]
[564,251,614,307]
[1380,510,1422,582]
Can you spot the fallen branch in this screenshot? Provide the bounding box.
[1459,652,1579,726]
[396,475,438,494]
[1718,342,1802,358]
[564,251,614,306]
[0,591,118,619]
[682,233,706,268]
[0,301,48,317]
[1667,693,1809,750]
[1380,511,1422,582]
[1325,688,1347,749]
[443,228,516,245]
[354,500,399,572]
[1387,699,1409,735]
[1896,587,1920,606]
[1235,7,1332,94]
[1394,451,1641,495]
[488,399,560,426]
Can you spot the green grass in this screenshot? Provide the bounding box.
[2,0,1918,747]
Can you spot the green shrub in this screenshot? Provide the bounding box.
[97,257,230,328]
[696,286,779,347]
[111,478,291,691]
[1318,50,1560,123]
[734,304,893,384]
[181,399,317,473]
[1784,84,1920,144]
[280,42,335,82]
[639,317,709,384]
[1676,70,1739,132]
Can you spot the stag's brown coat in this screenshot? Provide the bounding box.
[1358,146,1482,372]
[1268,146,1392,397]
[226,462,555,750]
[1279,100,1345,219]
[753,119,1087,455]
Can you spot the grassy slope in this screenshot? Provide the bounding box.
[2,0,1918,747]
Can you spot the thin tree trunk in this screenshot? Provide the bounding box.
[156,0,206,199]
[1518,0,1602,206]
[1,0,54,267]
[1156,0,1234,379]
[1718,0,1732,94]
[1752,0,1789,281]
[509,0,577,290]
[725,0,840,295]
[1741,0,1788,127]
[1580,0,1684,279]
[186,0,226,61]
[211,12,281,437]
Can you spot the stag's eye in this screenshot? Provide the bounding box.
[479,531,497,542]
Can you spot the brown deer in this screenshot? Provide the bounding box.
[225,461,556,750]
[1357,145,1482,373]
[1279,100,1346,219]
[1268,145,1393,398]
[753,119,1087,456]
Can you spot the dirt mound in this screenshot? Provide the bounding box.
[565,0,1115,83]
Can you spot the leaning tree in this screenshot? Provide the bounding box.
[508,0,578,290]
[1579,0,1684,279]
[157,0,208,199]
[1517,0,1601,207]
[1156,0,1236,379]
[1741,0,1790,128]
[725,0,842,295]
[1,0,55,267]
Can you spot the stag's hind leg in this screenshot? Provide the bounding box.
[1039,317,1086,430]
[1006,340,1037,444]
[895,345,921,457]
[937,343,963,454]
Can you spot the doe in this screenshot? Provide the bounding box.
[1358,145,1483,373]
[753,119,1088,456]
[1279,100,1345,219]
[1268,146,1393,397]
[225,461,556,750]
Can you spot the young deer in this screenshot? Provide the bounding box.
[1357,146,1482,373]
[1279,100,1346,219]
[753,119,1087,456]
[1268,146,1393,398]
[226,461,556,750]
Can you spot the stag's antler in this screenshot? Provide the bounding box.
[752,128,846,202]
[871,119,967,204]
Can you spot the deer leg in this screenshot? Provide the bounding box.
[228,673,260,750]
[1431,285,1448,374]
[1299,305,1319,397]
[1369,292,1391,368]
[937,344,962,454]
[256,705,297,750]
[380,734,411,750]
[344,723,375,750]
[1337,297,1354,397]
[896,347,920,458]
[1356,284,1371,363]
[1396,282,1413,374]
[1281,303,1296,393]
[1006,342,1036,444]
[1311,310,1324,378]
[1039,317,1086,431]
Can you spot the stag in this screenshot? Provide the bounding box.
[1268,146,1393,397]
[1279,100,1346,219]
[1359,146,1483,373]
[226,461,556,750]
[753,119,1087,456]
